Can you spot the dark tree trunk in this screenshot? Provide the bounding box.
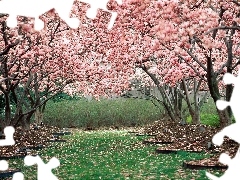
[206,56,229,127]
[225,30,234,122]
[181,78,200,124]
[4,92,11,128]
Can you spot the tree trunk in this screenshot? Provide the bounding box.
[193,79,200,124]
[173,86,183,121]
[178,87,183,119]
[161,98,176,121]
[217,108,230,127]
[225,31,234,122]
[34,108,43,125]
[181,78,200,124]
[206,56,229,127]
[191,109,200,124]
[159,86,181,122]
[140,65,181,122]
[4,92,11,128]
[21,118,30,130]
[21,111,34,130]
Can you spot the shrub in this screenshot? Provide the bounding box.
[43,98,163,129]
[186,114,219,127]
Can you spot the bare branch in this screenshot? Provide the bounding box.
[205,26,240,35]
[232,59,240,70]
[232,0,240,6]
[1,21,8,46]
[190,0,204,9]
[178,54,207,81]
[196,79,203,93]
[184,48,207,71]
[216,62,228,75]
[0,39,20,56]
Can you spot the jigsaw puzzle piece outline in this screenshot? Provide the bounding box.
[12,172,24,180]
[0,0,80,30]
[0,0,122,30]
[0,126,15,146]
[79,0,122,29]
[206,148,240,180]
[24,155,60,180]
[212,123,240,146]
[0,160,24,180]
[0,160,9,171]
[212,71,240,146]
[209,71,240,179]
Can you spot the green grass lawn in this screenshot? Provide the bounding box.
[10,130,224,180]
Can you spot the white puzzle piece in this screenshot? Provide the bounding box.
[0,0,122,30]
[0,160,8,171]
[0,126,15,146]
[206,148,240,180]
[207,71,240,179]
[24,155,60,180]
[212,71,240,146]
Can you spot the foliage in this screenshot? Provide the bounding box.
[43,96,222,129]
[9,130,224,179]
[51,92,82,102]
[187,114,219,127]
[2,0,240,128]
[0,0,133,128]
[43,98,163,128]
[111,0,240,126]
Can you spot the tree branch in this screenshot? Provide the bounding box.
[205,26,240,35]
[184,48,207,72]
[0,40,20,56]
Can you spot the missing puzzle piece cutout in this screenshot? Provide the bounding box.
[0,0,122,30]
[0,155,60,180]
[212,71,240,146]
[208,71,240,179]
[12,172,24,180]
[0,126,15,146]
[0,159,24,180]
[24,155,60,180]
[0,128,59,180]
[206,148,240,180]
[0,160,8,171]
[80,0,122,29]
[0,0,79,30]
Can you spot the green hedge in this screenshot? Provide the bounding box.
[43,98,163,129]
[186,114,219,127]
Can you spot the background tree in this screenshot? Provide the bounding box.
[110,0,240,127]
[98,0,210,124]
[0,1,135,130]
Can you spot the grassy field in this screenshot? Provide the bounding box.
[9,130,224,180]
[19,96,224,179]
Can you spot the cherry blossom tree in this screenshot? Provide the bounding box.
[98,0,210,124]
[152,0,240,127]
[3,0,239,130]
[111,0,240,127]
[0,1,134,130]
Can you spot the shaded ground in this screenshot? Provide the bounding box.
[0,124,71,179]
[141,120,239,169]
[0,124,62,158]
